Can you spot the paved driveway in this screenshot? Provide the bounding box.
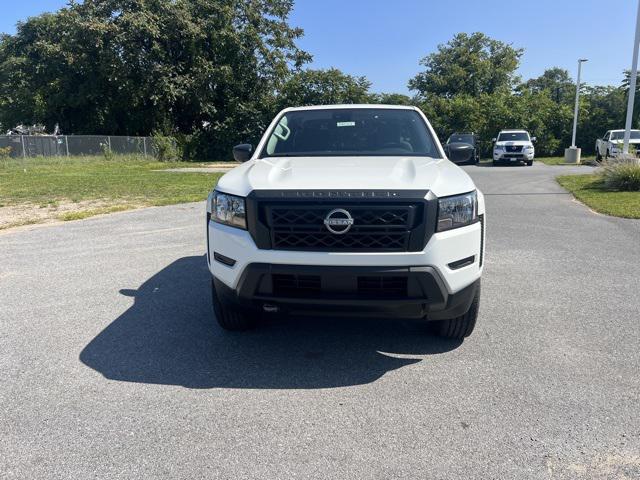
[1,163,639,479]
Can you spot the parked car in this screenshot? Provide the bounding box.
[444,132,480,165]
[206,105,486,339]
[492,129,535,166]
[595,129,640,161]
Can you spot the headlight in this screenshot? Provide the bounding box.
[437,191,478,232]
[494,145,504,151]
[210,191,246,229]
[525,145,534,151]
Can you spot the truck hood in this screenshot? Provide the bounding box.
[495,141,533,148]
[216,156,476,198]
[446,142,475,150]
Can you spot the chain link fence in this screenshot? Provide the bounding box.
[0,135,154,158]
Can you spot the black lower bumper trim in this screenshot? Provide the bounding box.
[213,263,479,321]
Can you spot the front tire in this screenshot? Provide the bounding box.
[596,149,602,162]
[435,283,480,339]
[526,160,533,166]
[211,279,254,331]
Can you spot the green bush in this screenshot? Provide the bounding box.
[601,161,640,191]
[151,134,181,162]
[0,146,12,158]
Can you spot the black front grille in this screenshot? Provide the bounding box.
[265,204,419,251]
[506,145,523,152]
[246,190,437,252]
[357,276,407,297]
[271,273,408,298]
[448,148,474,163]
[272,273,321,297]
[479,214,485,267]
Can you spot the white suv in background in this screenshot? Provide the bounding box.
[206,105,486,339]
[493,129,535,166]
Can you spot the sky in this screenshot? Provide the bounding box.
[1,0,637,93]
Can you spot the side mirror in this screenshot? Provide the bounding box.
[531,137,537,142]
[232,143,253,163]
[491,138,497,143]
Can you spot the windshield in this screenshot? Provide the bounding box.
[498,132,530,142]
[448,134,475,144]
[611,130,640,140]
[260,108,441,158]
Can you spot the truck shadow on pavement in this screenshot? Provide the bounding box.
[80,255,461,389]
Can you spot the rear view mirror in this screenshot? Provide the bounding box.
[232,143,253,162]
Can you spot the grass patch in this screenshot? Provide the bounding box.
[0,155,223,226]
[557,174,640,218]
[537,156,596,165]
[57,205,135,221]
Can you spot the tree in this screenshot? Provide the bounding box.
[577,86,627,153]
[409,32,523,98]
[368,92,415,105]
[620,70,640,130]
[521,67,575,103]
[0,0,310,158]
[275,68,371,109]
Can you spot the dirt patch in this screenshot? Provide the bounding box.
[546,452,640,479]
[0,200,143,230]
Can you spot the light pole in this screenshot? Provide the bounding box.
[623,0,640,155]
[565,59,587,163]
[571,59,588,147]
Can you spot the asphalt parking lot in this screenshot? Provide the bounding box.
[1,163,639,479]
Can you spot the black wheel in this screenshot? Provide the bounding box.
[435,283,480,339]
[211,278,254,330]
[526,160,533,166]
[605,149,610,160]
[595,149,602,162]
[492,159,498,166]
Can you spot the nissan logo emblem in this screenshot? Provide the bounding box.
[323,208,354,234]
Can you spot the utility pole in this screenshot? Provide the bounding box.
[623,0,640,155]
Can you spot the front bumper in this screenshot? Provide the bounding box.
[213,263,480,320]
[494,151,534,161]
[208,215,484,295]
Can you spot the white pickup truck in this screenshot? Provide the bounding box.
[206,105,486,339]
[595,129,640,161]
